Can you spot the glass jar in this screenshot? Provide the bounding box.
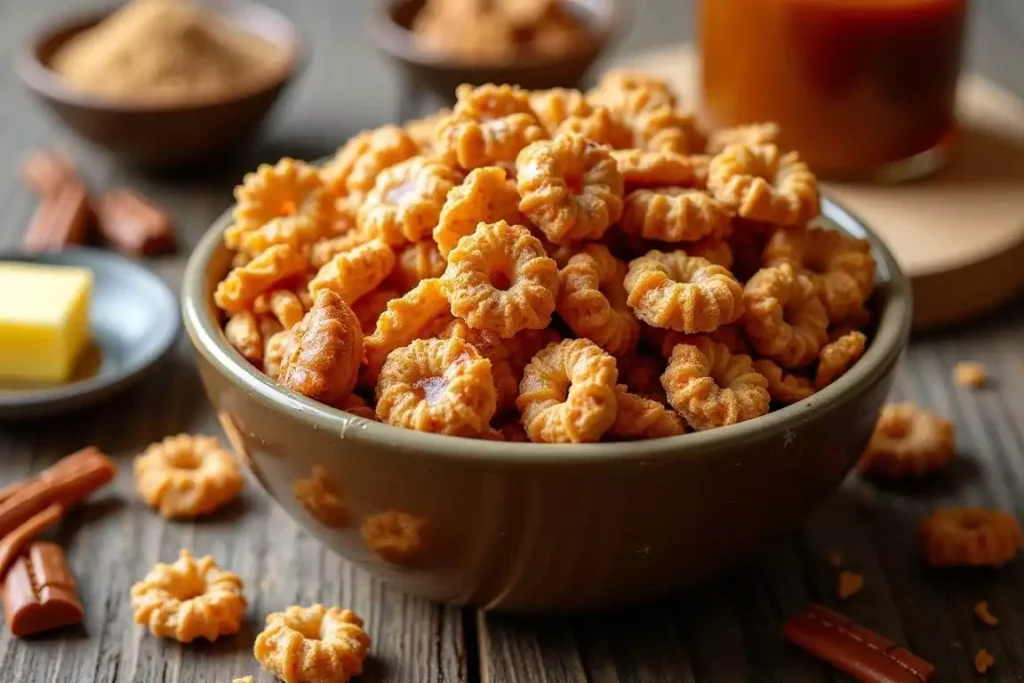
[699,0,969,180]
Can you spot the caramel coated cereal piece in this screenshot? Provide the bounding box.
[254,605,370,683]
[254,288,306,330]
[228,158,333,255]
[529,87,590,135]
[708,144,819,226]
[225,310,264,365]
[438,319,519,411]
[517,338,618,443]
[309,239,395,305]
[279,290,363,408]
[607,385,685,440]
[214,244,309,314]
[975,649,994,675]
[974,601,998,626]
[437,84,546,170]
[955,362,987,389]
[434,166,525,257]
[556,105,634,148]
[624,250,744,333]
[517,133,624,244]
[837,571,863,600]
[557,244,639,356]
[321,124,418,197]
[920,508,1023,568]
[363,278,452,386]
[858,403,955,479]
[263,330,291,381]
[752,359,815,404]
[130,550,245,643]
[362,510,431,565]
[376,336,496,437]
[442,220,558,338]
[611,149,707,189]
[763,226,875,322]
[661,337,770,431]
[357,156,462,245]
[134,435,242,519]
[816,331,867,389]
[743,263,829,368]
[620,188,731,243]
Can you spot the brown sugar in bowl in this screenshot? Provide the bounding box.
[182,197,911,613]
[15,1,302,167]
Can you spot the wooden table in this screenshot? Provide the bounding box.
[1,1,1023,681]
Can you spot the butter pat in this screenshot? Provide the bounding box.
[0,262,93,382]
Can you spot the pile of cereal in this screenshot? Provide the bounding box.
[213,73,876,444]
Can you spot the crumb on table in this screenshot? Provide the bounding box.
[974,601,998,626]
[955,361,987,388]
[974,649,994,674]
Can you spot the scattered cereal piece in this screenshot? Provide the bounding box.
[974,601,998,627]
[858,403,955,479]
[130,550,245,642]
[254,605,370,683]
[921,508,1023,568]
[362,510,431,565]
[836,571,863,600]
[974,649,994,675]
[134,435,242,519]
[955,362,987,389]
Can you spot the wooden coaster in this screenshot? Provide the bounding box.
[613,45,1024,328]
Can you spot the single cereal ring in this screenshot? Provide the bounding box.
[705,123,780,155]
[743,263,829,368]
[634,104,705,154]
[920,508,1023,568]
[857,403,955,478]
[436,84,546,169]
[752,359,815,405]
[361,510,431,565]
[225,311,264,365]
[620,188,731,243]
[606,385,685,440]
[131,549,245,643]
[293,465,348,528]
[438,319,519,412]
[357,157,462,246]
[815,331,867,389]
[134,434,243,519]
[434,166,525,257]
[254,605,370,683]
[529,88,591,135]
[516,338,618,443]
[611,149,707,189]
[351,287,401,335]
[624,250,744,333]
[556,244,639,356]
[308,239,395,305]
[376,336,497,437]
[517,133,624,244]
[389,240,446,292]
[226,158,333,255]
[708,144,819,226]
[661,337,770,431]
[214,244,309,314]
[763,226,876,321]
[321,124,418,197]
[363,278,452,386]
[279,289,363,407]
[442,220,558,338]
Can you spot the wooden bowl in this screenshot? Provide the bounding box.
[14,1,302,168]
[183,196,912,613]
[369,0,621,107]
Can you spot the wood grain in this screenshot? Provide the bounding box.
[0,0,1022,682]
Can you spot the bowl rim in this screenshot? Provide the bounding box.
[14,1,305,114]
[183,194,913,465]
[367,0,623,72]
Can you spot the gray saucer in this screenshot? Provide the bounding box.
[0,248,179,419]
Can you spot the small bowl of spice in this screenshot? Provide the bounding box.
[16,0,302,167]
[370,0,621,108]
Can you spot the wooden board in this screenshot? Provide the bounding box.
[614,45,1024,329]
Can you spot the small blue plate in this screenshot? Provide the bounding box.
[0,248,179,419]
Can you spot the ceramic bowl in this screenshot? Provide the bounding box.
[15,0,302,167]
[182,198,911,613]
[369,0,621,109]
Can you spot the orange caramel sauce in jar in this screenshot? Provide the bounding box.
[700,0,969,179]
